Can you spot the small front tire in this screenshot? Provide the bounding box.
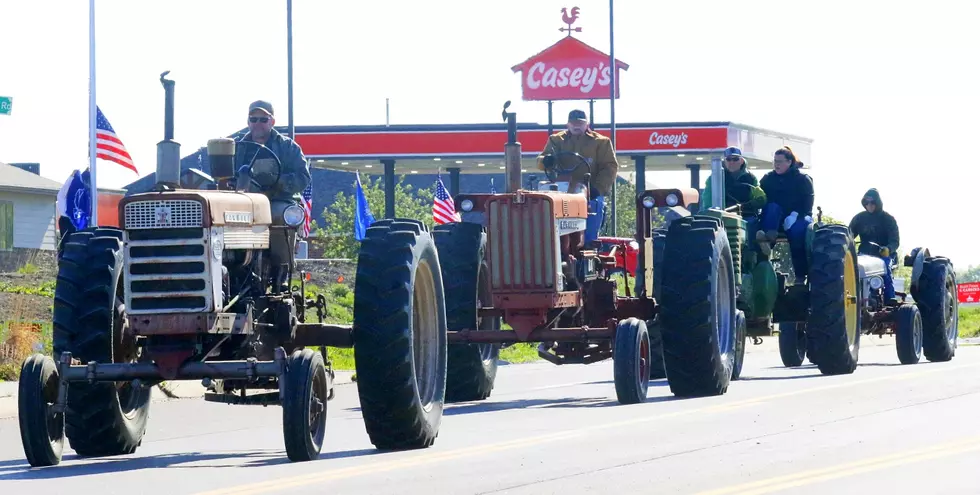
[18,354,65,467]
[282,348,329,462]
[613,318,650,405]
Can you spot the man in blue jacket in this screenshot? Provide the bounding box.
[757,147,814,283]
[234,100,312,290]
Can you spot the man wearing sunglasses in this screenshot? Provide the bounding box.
[234,100,312,290]
[700,147,767,254]
[848,188,901,302]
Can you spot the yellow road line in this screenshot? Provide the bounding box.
[193,361,980,495]
[693,435,980,495]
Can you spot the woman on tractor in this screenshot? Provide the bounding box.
[757,146,814,283]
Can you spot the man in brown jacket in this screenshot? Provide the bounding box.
[536,109,619,241]
[536,109,619,196]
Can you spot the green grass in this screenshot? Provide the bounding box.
[959,306,980,338]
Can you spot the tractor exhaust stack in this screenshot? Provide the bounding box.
[502,101,522,193]
[155,71,181,188]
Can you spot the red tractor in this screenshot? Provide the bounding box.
[595,236,639,277]
[435,102,743,404]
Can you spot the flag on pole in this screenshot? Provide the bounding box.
[301,182,313,238]
[96,106,138,174]
[56,170,93,231]
[432,176,460,225]
[353,172,375,241]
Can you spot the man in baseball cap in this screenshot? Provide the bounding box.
[535,108,619,242]
[233,99,312,290]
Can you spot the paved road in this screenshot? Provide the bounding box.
[2,337,980,494]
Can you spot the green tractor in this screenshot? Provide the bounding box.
[650,157,959,377]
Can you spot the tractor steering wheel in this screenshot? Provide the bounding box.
[543,151,593,193]
[237,140,284,192]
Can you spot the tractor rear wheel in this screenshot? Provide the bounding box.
[914,257,958,362]
[806,224,861,375]
[895,304,923,365]
[353,220,448,450]
[659,216,738,397]
[432,222,499,403]
[53,228,151,457]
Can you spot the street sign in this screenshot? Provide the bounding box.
[0,96,12,115]
[957,282,980,304]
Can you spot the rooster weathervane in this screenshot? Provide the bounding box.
[560,7,581,36]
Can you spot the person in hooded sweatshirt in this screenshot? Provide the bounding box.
[757,146,814,283]
[701,146,767,254]
[849,188,901,302]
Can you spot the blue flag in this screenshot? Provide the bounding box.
[353,172,375,241]
[56,169,92,230]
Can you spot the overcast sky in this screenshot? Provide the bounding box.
[1,0,978,267]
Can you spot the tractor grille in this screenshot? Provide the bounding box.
[124,200,204,230]
[486,196,556,291]
[124,228,212,314]
[727,227,742,279]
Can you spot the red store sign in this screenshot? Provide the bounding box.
[958,282,980,304]
[511,36,629,102]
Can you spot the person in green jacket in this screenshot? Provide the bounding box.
[701,147,768,255]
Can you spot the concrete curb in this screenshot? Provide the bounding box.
[0,370,357,420]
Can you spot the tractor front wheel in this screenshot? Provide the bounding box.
[352,220,448,450]
[895,304,923,365]
[282,348,329,462]
[18,353,65,467]
[613,318,651,404]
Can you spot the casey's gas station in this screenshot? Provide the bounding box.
[226,11,813,225]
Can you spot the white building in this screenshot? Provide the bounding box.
[0,162,62,252]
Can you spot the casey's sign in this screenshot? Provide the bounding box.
[512,36,628,101]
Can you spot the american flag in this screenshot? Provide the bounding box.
[301,182,313,238]
[432,176,460,225]
[96,106,138,174]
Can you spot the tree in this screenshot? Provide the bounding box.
[312,175,435,260]
[599,178,665,238]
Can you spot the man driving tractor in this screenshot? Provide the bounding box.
[700,146,767,255]
[848,188,901,302]
[234,99,312,290]
[536,109,619,241]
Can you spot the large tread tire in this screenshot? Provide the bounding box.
[895,304,923,365]
[353,219,448,450]
[52,229,151,457]
[432,222,500,403]
[914,257,958,362]
[18,353,65,467]
[778,322,807,367]
[282,348,329,462]
[659,216,738,397]
[613,318,650,404]
[805,224,861,375]
[647,320,667,380]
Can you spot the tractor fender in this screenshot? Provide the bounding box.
[907,247,932,292]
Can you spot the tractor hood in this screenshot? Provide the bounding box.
[857,254,887,278]
[119,190,273,230]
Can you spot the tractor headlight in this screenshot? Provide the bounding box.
[665,193,679,207]
[869,276,884,290]
[642,196,655,209]
[283,204,307,227]
[460,199,474,212]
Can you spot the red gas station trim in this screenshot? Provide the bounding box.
[293,126,729,158]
